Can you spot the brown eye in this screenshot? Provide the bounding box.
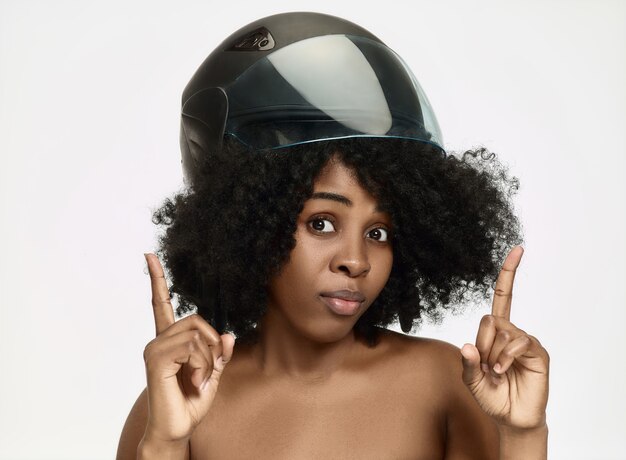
[368,227,389,242]
[309,217,335,233]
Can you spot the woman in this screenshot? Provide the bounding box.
[118,12,549,459]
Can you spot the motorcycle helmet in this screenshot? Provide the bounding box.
[180,11,443,185]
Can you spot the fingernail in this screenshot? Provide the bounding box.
[200,375,210,391]
[493,363,502,374]
[481,363,489,373]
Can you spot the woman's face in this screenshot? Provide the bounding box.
[266,155,393,342]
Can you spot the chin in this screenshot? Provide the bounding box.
[297,315,361,344]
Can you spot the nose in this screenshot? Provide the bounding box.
[329,235,371,277]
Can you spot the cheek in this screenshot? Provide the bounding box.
[288,244,326,284]
[373,249,393,283]
[274,235,325,288]
[292,228,329,265]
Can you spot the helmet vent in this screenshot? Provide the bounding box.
[228,27,275,51]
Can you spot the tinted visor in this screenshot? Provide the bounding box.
[223,34,443,150]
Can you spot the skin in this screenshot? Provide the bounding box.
[252,155,395,379]
[119,155,549,460]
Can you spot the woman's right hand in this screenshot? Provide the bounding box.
[141,253,235,445]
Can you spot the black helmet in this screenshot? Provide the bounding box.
[180,12,443,185]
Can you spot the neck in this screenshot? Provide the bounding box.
[251,306,358,382]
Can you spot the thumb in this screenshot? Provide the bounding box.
[460,343,483,387]
[201,333,236,392]
[219,333,236,365]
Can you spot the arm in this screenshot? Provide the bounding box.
[118,254,235,459]
[443,345,499,460]
[443,343,549,460]
[460,247,550,459]
[498,424,548,460]
[116,387,190,460]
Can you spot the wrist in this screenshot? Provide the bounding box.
[497,420,548,438]
[497,422,548,460]
[137,434,189,460]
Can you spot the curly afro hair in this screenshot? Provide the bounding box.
[152,137,522,346]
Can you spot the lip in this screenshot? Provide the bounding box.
[319,290,365,316]
[320,290,365,302]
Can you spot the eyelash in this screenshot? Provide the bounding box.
[307,216,390,242]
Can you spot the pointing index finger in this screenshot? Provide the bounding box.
[491,246,524,321]
[145,253,175,336]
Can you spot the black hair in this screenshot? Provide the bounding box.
[152,137,522,346]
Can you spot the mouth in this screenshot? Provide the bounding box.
[319,290,365,316]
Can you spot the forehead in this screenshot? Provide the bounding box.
[309,155,386,214]
[313,156,360,190]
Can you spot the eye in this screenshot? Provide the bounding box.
[368,227,389,242]
[308,217,336,233]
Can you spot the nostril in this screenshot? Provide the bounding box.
[338,263,369,276]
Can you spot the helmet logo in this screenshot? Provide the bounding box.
[229,27,275,51]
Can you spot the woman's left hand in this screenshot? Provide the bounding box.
[460,246,550,430]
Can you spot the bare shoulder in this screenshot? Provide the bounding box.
[373,327,463,375]
[116,387,191,460]
[375,328,499,458]
[374,326,460,351]
[117,388,149,460]
[361,328,466,408]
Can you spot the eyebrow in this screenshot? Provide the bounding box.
[311,192,352,206]
[310,192,385,213]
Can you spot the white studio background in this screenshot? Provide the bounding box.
[0,1,624,459]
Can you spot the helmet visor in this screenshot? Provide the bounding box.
[222,34,443,150]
